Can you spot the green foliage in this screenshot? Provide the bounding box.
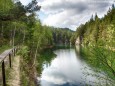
[0,0,41,21]
[17,46,29,58]
[0,45,11,54]
[0,0,14,14]
[0,0,73,85]
[80,46,115,84]
[36,49,56,76]
[51,27,74,45]
[73,4,115,83]
[73,4,115,47]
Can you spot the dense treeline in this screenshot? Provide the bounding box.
[73,4,115,49]
[0,0,73,85]
[52,27,74,45]
[73,4,115,82]
[0,0,73,48]
[0,0,73,55]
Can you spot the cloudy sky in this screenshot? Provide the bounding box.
[20,0,115,31]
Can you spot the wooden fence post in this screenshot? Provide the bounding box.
[0,47,19,86]
[2,61,6,86]
[12,50,14,57]
[9,54,11,68]
[14,48,15,56]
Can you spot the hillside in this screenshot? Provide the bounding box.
[73,4,115,49]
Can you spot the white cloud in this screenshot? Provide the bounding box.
[19,0,32,5]
[39,0,114,30]
[39,49,107,85]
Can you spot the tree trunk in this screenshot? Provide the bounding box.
[22,29,25,44]
[13,24,16,48]
[1,22,4,38]
[33,41,39,66]
[10,29,13,46]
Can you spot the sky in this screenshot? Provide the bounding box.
[19,0,115,31]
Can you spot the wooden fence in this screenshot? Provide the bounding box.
[0,46,19,86]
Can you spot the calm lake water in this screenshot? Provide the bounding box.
[37,47,110,86]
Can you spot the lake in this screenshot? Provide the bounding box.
[37,47,112,86]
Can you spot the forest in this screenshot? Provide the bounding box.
[0,0,73,56]
[73,4,115,48]
[72,4,115,84]
[0,0,73,85]
[0,0,115,85]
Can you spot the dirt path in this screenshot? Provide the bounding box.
[7,56,20,86]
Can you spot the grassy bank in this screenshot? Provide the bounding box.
[0,45,11,54]
[18,46,56,86]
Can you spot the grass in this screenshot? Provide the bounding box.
[6,56,20,86]
[0,45,11,54]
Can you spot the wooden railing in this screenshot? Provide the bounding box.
[0,46,19,86]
